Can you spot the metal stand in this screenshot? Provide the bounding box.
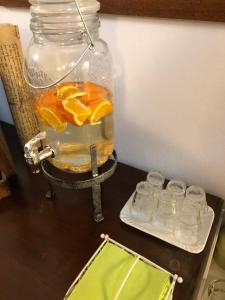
[90,145,104,222]
[64,234,183,300]
[45,181,55,200]
[41,146,117,222]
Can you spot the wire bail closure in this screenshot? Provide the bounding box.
[23,0,95,90]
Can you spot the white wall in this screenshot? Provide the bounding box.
[1,7,225,199]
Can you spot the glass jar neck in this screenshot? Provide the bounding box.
[29,0,100,45]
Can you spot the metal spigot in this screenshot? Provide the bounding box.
[24,132,55,174]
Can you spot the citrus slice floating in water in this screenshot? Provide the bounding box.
[89,99,113,123]
[35,89,58,109]
[38,106,67,132]
[57,84,87,100]
[62,98,91,126]
[79,82,109,104]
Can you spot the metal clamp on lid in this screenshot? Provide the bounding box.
[24,131,55,174]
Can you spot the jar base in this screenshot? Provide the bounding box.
[49,154,109,173]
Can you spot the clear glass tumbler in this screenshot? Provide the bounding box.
[201,280,225,300]
[174,202,200,245]
[146,171,165,221]
[166,179,186,214]
[186,185,208,220]
[131,181,152,222]
[147,171,165,191]
[152,190,175,234]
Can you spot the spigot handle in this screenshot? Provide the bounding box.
[24,132,54,174]
[24,131,46,154]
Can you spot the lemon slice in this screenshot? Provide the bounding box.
[38,106,67,132]
[89,99,113,123]
[62,98,91,126]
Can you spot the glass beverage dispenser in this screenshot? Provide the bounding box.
[24,0,116,222]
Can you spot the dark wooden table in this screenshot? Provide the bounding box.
[0,123,224,300]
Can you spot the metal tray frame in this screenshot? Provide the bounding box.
[64,234,183,300]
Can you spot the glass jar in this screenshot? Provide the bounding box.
[201,280,225,300]
[25,0,114,173]
[214,225,225,270]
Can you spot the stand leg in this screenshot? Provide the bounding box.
[46,181,55,200]
[90,144,104,222]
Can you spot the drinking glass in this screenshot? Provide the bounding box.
[147,171,165,191]
[166,179,186,214]
[131,181,152,222]
[186,185,208,220]
[201,280,225,300]
[174,202,200,245]
[146,171,165,220]
[152,190,175,234]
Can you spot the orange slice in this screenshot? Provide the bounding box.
[35,89,58,109]
[89,99,113,123]
[79,82,109,104]
[38,106,67,132]
[62,99,91,126]
[57,84,87,100]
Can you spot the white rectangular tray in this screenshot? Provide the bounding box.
[120,192,215,254]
